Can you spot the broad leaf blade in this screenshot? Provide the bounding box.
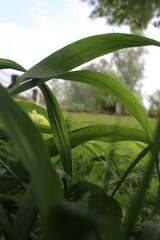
[39,83,72,177]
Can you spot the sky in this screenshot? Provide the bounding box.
[0,0,160,108]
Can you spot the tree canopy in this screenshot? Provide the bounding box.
[148,89,160,116]
[111,48,145,92]
[82,0,160,32]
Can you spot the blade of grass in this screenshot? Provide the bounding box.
[46,124,148,157]
[0,123,148,156]
[111,145,151,197]
[39,83,72,177]
[9,33,160,96]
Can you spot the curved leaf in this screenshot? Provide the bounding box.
[58,70,153,143]
[16,33,160,82]
[46,125,148,157]
[0,58,26,72]
[39,83,72,177]
[0,124,148,156]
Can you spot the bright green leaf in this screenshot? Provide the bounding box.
[39,83,72,177]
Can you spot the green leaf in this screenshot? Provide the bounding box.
[0,85,62,221]
[66,182,122,239]
[39,83,72,177]
[66,182,122,225]
[14,184,37,240]
[0,58,26,72]
[16,33,160,82]
[58,70,153,143]
[46,125,148,158]
[0,123,148,158]
[45,202,97,240]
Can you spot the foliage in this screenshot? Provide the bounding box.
[148,89,160,117]
[82,0,160,32]
[111,48,146,92]
[0,33,160,240]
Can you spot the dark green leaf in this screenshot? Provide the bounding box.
[66,182,122,239]
[14,184,37,240]
[66,182,122,226]
[0,85,62,222]
[45,202,97,240]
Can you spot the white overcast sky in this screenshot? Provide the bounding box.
[0,0,160,107]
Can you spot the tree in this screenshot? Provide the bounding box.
[82,0,160,32]
[111,48,146,92]
[148,89,160,116]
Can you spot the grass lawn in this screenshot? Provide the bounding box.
[64,111,158,130]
